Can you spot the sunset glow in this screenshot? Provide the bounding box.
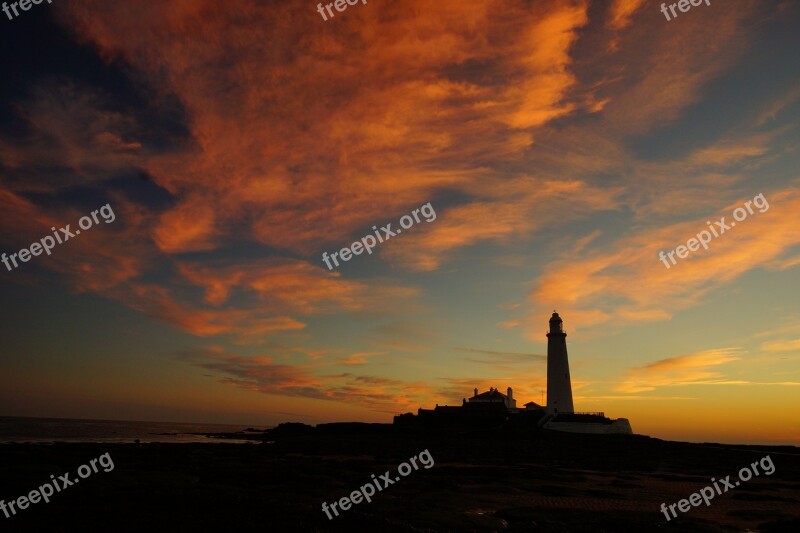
[2,0,799,445]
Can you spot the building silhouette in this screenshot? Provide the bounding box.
[468,386,516,409]
[393,312,632,434]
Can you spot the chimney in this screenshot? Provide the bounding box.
[507,387,513,399]
[473,387,478,397]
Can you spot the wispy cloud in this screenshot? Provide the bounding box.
[529,187,800,337]
[455,347,545,360]
[575,395,697,401]
[760,339,800,353]
[177,347,435,413]
[617,348,743,393]
[336,352,387,366]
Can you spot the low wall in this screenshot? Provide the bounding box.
[544,418,633,435]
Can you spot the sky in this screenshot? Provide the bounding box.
[1,0,799,445]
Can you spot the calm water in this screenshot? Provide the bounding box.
[0,416,267,444]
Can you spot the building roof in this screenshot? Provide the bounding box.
[471,389,507,400]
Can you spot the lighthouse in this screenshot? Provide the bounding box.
[546,311,574,415]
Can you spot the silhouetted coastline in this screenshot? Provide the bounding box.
[3,423,797,531]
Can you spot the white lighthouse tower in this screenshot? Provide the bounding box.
[546,311,574,415]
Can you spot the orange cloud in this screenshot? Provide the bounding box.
[55,0,605,269]
[529,186,800,336]
[0,187,152,292]
[336,352,386,366]
[2,0,794,354]
[607,0,646,31]
[383,177,624,270]
[177,259,420,314]
[618,348,743,393]
[501,1,589,128]
[153,197,219,253]
[122,284,306,337]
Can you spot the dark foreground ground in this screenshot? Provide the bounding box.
[1,425,798,532]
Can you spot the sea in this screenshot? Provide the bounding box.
[0,416,267,444]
